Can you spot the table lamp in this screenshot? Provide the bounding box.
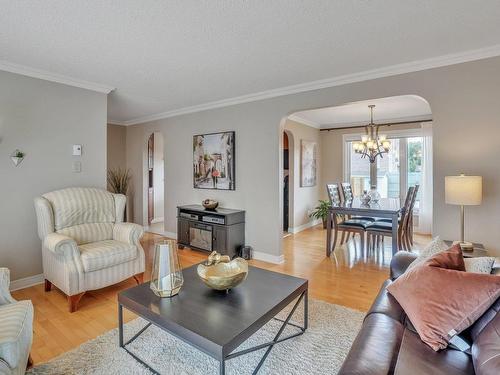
[445,174,482,250]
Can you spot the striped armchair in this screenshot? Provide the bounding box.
[0,268,33,374]
[34,187,145,312]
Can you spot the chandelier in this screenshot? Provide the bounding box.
[352,105,391,163]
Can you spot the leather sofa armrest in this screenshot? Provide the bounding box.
[390,251,418,280]
[43,233,80,258]
[113,222,144,245]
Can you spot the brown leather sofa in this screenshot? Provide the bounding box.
[339,251,499,374]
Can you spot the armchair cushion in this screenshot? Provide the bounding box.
[0,300,33,370]
[58,223,114,245]
[79,240,137,272]
[43,187,116,230]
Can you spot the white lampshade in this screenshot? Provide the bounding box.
[445,175,482,206]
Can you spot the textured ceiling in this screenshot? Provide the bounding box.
[292,95,432,129]
[1,1,500,124]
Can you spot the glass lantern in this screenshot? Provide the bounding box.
[150,240,184,297]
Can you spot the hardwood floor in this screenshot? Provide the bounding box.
[12,226,430,364]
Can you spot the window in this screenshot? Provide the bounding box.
[407,137,423,211]
[345,132,423,206]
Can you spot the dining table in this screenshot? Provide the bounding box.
[326,197,401,256]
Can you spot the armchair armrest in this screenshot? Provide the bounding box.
[0,268,15,305]
[43,233,80,258]
[390,251,418,280]
[113,223,144,245]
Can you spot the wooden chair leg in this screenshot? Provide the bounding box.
[346,232,351,243]
[332,228,338,251]
[340,231,346,244]
[133,272,144,284]
[360,232,365,252]
[67,292,85,313]
[44,279,52,292]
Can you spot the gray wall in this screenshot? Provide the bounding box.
[0,70,107,280]
[107,124,127,170]
[284,119,321,230]
[125,56,500,257]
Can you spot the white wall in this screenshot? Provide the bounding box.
[284,119,321,232]
[126,56,500,258]
[152,132,164,222]
[0,70,107,280]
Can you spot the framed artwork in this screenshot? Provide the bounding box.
[193,131,235,190]
[300,140,317,187]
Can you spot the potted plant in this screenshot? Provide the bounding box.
[107,168,132,220]
[10,150,25,166]
[309,200,331,229]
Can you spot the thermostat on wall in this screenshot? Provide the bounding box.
[73,144,82,156]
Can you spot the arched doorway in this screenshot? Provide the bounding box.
[146,132,165,234]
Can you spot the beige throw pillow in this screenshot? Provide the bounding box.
[464,257,496,274]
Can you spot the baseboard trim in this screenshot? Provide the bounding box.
[163,231,177,239]
[150,217,164,224]
[10,273,44,292]
[252,251,285,264]
[144,226,178,239]
[289,219,322,234]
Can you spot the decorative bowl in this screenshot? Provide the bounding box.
[202,199,219,211]
[197,252,248,291]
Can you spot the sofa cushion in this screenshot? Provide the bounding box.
[472,312,500,375]
[79,240,137,272]
[0,301,33,370]
[338,313,404,374]
[43,187,116,230]
[387,245,500,351]
[58,223,114,245]
[394,327,474,375]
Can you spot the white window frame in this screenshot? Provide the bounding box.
[343,127,425,203]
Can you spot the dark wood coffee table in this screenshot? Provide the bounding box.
[118,265,308,375]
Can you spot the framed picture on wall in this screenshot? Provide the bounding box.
[301,140,317,187]
[193,131,235,190]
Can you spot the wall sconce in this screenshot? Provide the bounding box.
[10,149,25,167]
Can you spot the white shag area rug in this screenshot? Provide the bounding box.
[28,299,364,375]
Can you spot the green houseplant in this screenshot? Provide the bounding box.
[309,200,331,229]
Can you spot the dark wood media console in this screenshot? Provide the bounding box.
[177,205,245,258]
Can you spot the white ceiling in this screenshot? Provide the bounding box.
[290,95,432,129]
[1,1,500,125]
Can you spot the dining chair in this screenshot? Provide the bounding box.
[365,186,415,252]
[326,183,371,250]
[340,182,376,222]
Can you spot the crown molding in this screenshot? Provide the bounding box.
[287,114,320,129]
[107,120,127,126]
[121,44,500,126]
[0,60,115,94]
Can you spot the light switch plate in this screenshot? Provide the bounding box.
[73,144,82,156]
[72,161,81,173]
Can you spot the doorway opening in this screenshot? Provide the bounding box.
[283,131,292,237]
[147,132,165,234]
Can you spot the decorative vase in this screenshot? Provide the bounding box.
[368,186,381,204]
[361,190,371,204]
[150,240,184,297]
[202,199,219,211]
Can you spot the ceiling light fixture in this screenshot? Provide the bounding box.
[352,105,391,163]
